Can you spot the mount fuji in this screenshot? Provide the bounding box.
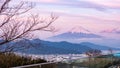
[48,26,102,40]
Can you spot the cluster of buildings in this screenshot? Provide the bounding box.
[30,54,87,62]
[16,53,87,62]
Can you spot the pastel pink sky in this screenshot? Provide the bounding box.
[14,0,120,40]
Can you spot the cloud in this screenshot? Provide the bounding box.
[24,0,59,3]
[67,0,106,11]
[30,0,120,11]
[101,28,120,34]
[84,0,120,9]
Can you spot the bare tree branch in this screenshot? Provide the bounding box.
[0,0,58,53]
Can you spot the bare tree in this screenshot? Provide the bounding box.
[108,48,114,55]
[0,0,58,53]
[85,49,102,67]
[85,49,102,57]
[108,48,114,64]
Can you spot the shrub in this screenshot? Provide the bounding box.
[0,53,46,68]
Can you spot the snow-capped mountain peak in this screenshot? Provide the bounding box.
[70,26,91,34]
[47,26,102,40]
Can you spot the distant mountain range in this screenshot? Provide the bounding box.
[80,42,119,50]
[14,39,120,55]
[48,32,102,40]
[48,26,102,40]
